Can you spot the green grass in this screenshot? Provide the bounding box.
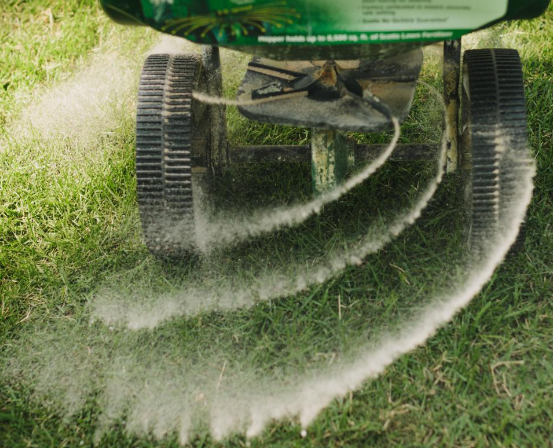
[1,1,553,447]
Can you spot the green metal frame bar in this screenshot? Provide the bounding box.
[310,130,350,195]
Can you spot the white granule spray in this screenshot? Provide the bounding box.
[1,35,535,447]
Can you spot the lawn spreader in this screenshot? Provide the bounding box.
[99,0,550,257]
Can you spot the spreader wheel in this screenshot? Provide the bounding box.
[461,49,531,253]
[136,54,206,257]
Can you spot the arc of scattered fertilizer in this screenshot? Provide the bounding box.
[243,155,535,442]
[208,85,535,441]
[205,82,449,314]
[92,83,446,330]
[191,90,401,251]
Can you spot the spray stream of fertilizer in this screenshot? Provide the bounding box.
[1,34,536,446]
[92,150,442,329]
[91,82,443,329]
[4,138,533,444]
[94,125,534,443]
[192,92,401,252]
[217,130,536,440]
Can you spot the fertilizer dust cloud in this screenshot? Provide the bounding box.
[1,36,535,446]
[92,83,440,329]
[8,35,196,153]
[11,52,137,158]
[91,109,437,330]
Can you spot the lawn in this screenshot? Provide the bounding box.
[1,1,552,447]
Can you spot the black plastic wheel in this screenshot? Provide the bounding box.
[136,54,205,256]
[461,49,531,253]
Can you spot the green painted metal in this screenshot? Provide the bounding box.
[311,130,350,195]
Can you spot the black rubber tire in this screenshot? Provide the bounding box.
[136,54,203,257]
[462,49,530,253]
